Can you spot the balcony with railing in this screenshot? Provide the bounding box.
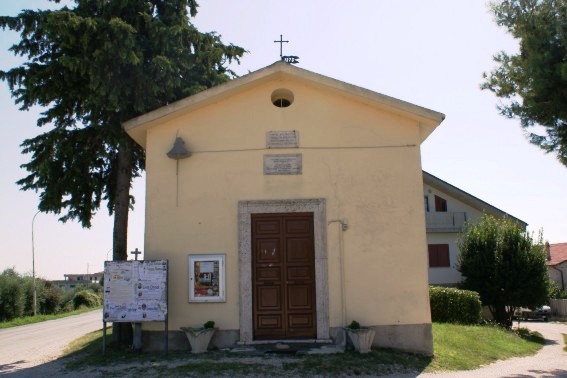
[426,212,467,233]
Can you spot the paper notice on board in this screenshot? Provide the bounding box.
[135,281,166,301]
[199,261,214,273]
[108,281,134,303]
[103,260,168,322]
[139,261,168,281]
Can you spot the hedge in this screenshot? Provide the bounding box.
[430,286,481,324]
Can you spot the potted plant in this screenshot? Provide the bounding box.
[181,321,216,353]
[345,320,375,353]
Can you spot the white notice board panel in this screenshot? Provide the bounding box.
[103,260,168,322]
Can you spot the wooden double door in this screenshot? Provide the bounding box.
[252,213,317,339]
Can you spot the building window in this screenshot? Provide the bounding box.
[434,195,447,212]
[271,88,294,108]
[424,196,429,212]
[428,244,450,267]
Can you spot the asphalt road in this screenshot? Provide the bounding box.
[0,309,103,375]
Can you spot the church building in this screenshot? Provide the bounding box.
[124,61,445,355]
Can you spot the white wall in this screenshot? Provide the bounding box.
[548,261,567,291]
[424,183,485,286]
[426,233,461,285]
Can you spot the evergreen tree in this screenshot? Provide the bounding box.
[482,0,567,167]
[458,214,549,327]
[1,0,244,343]
[0,1,244,261]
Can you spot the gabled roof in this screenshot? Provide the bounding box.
[123,61,445,147]
[423,171,527,228]
[547,243,567,266]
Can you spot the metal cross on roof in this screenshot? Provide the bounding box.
[274,34,289,59]
[273,34,299,64]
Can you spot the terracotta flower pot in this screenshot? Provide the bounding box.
[181,327,216,353]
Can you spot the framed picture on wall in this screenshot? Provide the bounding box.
[188,254,226,302]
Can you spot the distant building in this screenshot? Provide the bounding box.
[423,171,527,286]
[52,271,104,291]
[547,243,567,291]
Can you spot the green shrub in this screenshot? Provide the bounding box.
[548,280,567,300]
[20,276,63,316]
[73,290,101,309]
[346,320,361,330]
[0,269,25,321]
[40,282,62,314]
[430,286,482,324]
[21,276,34,316]
[203,320,215,329]
[0,269,100,321]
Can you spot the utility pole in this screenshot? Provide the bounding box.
[31,210,40,316]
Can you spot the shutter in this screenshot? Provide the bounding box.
[434,195,447,212]
[428,244,450,267]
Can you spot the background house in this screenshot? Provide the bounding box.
[547,243,567,291]
[52,271,104,291]
[423,171,527,286]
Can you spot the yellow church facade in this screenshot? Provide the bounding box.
[124,61,445,355]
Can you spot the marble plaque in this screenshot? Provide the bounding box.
[264,154,302,175]
[266,130,299,148]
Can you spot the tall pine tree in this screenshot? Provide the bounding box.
[0,0,244,260]
[1,0,244,342]
[482,0,567,167]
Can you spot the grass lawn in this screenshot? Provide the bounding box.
[0,306,100,329]
[430,323,544,371]
[61,322,545,376]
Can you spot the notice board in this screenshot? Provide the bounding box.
[103,260,168,322]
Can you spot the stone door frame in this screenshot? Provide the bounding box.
[238,199,329,342]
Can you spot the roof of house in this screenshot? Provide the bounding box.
[423,171,527,228]
[547,243,567,266]
[123,61,445,147]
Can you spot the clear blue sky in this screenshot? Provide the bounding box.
[1,1,565,279]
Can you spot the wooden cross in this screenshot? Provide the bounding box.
[131,248,142,261]
[274,34,289,58]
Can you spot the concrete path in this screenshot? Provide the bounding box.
[419,321,567,378]
[0,309,103,375]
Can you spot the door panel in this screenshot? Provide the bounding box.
[287,285,312,309]
[255,266,281,281]
[256,286,282,310]
[287,266,310,280]
[257,314,282,329]
[285,218,311,233]
[286,238,313,262]
[255,219,281,234]
[255,239,280,263]
[252,213,316,339]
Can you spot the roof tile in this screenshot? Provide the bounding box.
[547,243,567,265]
